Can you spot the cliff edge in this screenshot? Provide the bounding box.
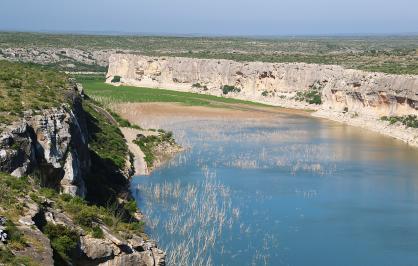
[106,54,418,146]
[0,61,165,265]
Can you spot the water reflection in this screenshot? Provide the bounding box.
[127,104,418,266]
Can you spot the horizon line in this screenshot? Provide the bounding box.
[1,29,418,39]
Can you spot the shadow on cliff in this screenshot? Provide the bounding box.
[84,108,129,206]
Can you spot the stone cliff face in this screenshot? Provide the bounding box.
[0,81,166,265]
[107,54,418,117]
[0,84,90,197]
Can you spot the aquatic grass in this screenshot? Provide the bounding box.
[137,167,241,265]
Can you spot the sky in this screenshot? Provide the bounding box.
[1,0,418,36]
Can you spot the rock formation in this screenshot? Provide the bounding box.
[0,80,165,265]
[107,54,418,117]
[106,54,418,146]
[0,83,90,197]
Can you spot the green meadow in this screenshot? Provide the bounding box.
[80,78,268,108]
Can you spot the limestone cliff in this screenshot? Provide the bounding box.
[107,54,418,117]
[106,54,418,146]
[0,83,90,197]
[0,78,165,265]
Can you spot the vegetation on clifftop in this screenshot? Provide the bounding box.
[1,32,417,74]
[0,62,144,264]
[0,60,70,126]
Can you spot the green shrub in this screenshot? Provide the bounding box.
[43,223,78,264]
[221,85,241,95]
[134,135,157,167]
[381,115,418,128]
[111,76,121,83]
[192,83,208,90]
[74,208,99,227]
[294,81,324,105]
[39,188,57,198]
[124,200,138,214]
[91,225,104,238]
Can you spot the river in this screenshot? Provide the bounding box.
[125,103,418,266]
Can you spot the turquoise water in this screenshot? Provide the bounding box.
[131,111,418,266]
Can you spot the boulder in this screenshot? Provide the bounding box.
[80,235,114,260]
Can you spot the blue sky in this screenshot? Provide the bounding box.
[2,0,417,35]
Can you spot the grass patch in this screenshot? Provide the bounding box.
[0,247,37,266]
[0,60,70,126]
[81,79,268,108]
[108,109,142,129]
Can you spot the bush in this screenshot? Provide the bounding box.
[221,85,241,95]
[74,208,99,228]
[43,223,78,264]
[192,83,208,90]
[124,200,137,215]
[381,115,418,128]
[91,226,104,238]
[111,76,121,83]
[109,109,142,129]
[294,81,324,105]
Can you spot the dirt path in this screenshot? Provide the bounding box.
[120,127,149,176]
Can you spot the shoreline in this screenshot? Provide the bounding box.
[113,83,418,149]
[120,126,184,177]
[313,110,418,148]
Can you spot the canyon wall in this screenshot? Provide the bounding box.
[0,83,90,196]
[0,81,166,265]
[107,54,418,117]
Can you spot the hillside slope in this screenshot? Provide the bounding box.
[0,61,165,265]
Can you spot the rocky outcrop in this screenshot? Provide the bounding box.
[0,76,165,265]
[0,47,113,70]
[107,54,418,146]
[107,54,418,117]
[0,85,90,197]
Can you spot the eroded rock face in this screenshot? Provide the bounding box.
[79,227,165,266]
[107,54,418,117]
[80,236,114,260]
[0,88,90,197]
